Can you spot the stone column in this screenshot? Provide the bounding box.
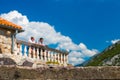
[53,53,55,62]
[66,55,68,64]
[28,46,32,58]
[63,54,66,65]
[59,54,61,64]
[34,47,37,59]
[32,47,35,59]
[58,53,60,64]
[49,51,51,61]
[11,34,15,53]
[36,48,39,60]
[46,50,48,61]
[19,44,23,56]
[40,49,43,61]
[54,53,57,62]
[44,50,47,62]
[51,52,54,62]
[24,45,27,57]
[47,51,50,61]
[61,54,63,64]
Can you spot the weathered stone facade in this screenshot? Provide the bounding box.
[0,27,15,54]
[0,17,23,54]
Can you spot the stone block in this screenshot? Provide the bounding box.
[7,45,11,50]
[1,36,5,40]
[0,39,2,43]
[1,44,7,48]
[7,38,12,44]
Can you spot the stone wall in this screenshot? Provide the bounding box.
[0,27,14,54]
[0,53,120,79]
[0,66,120,80]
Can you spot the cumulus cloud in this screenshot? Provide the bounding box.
[0,10,99,65]
[111,39,120,44]
[68,51,84,65]
[79,43,98,56]
[0,10,29,27]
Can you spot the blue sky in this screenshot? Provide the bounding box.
[0,0,120,65]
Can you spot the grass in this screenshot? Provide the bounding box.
[46,61,59,65]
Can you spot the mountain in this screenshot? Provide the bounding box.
[85,41,120,66]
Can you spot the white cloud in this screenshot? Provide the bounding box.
[1,10,29,27]
[68,51,85,65]
[111,39,120,44]
[0,10,99,65]
[79,43,98,57]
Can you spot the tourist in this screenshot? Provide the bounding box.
[38,38,45,59]
[29,37,36,58]
[38,37,45,46]
[29,37,35,43]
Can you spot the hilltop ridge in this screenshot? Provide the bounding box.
[85,41,120,66]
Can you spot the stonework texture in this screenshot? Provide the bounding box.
[0,27,14,54]
[0,66,120,80]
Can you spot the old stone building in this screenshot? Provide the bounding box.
[0,17,23,54]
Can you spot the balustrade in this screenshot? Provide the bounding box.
[15,40,69,66]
